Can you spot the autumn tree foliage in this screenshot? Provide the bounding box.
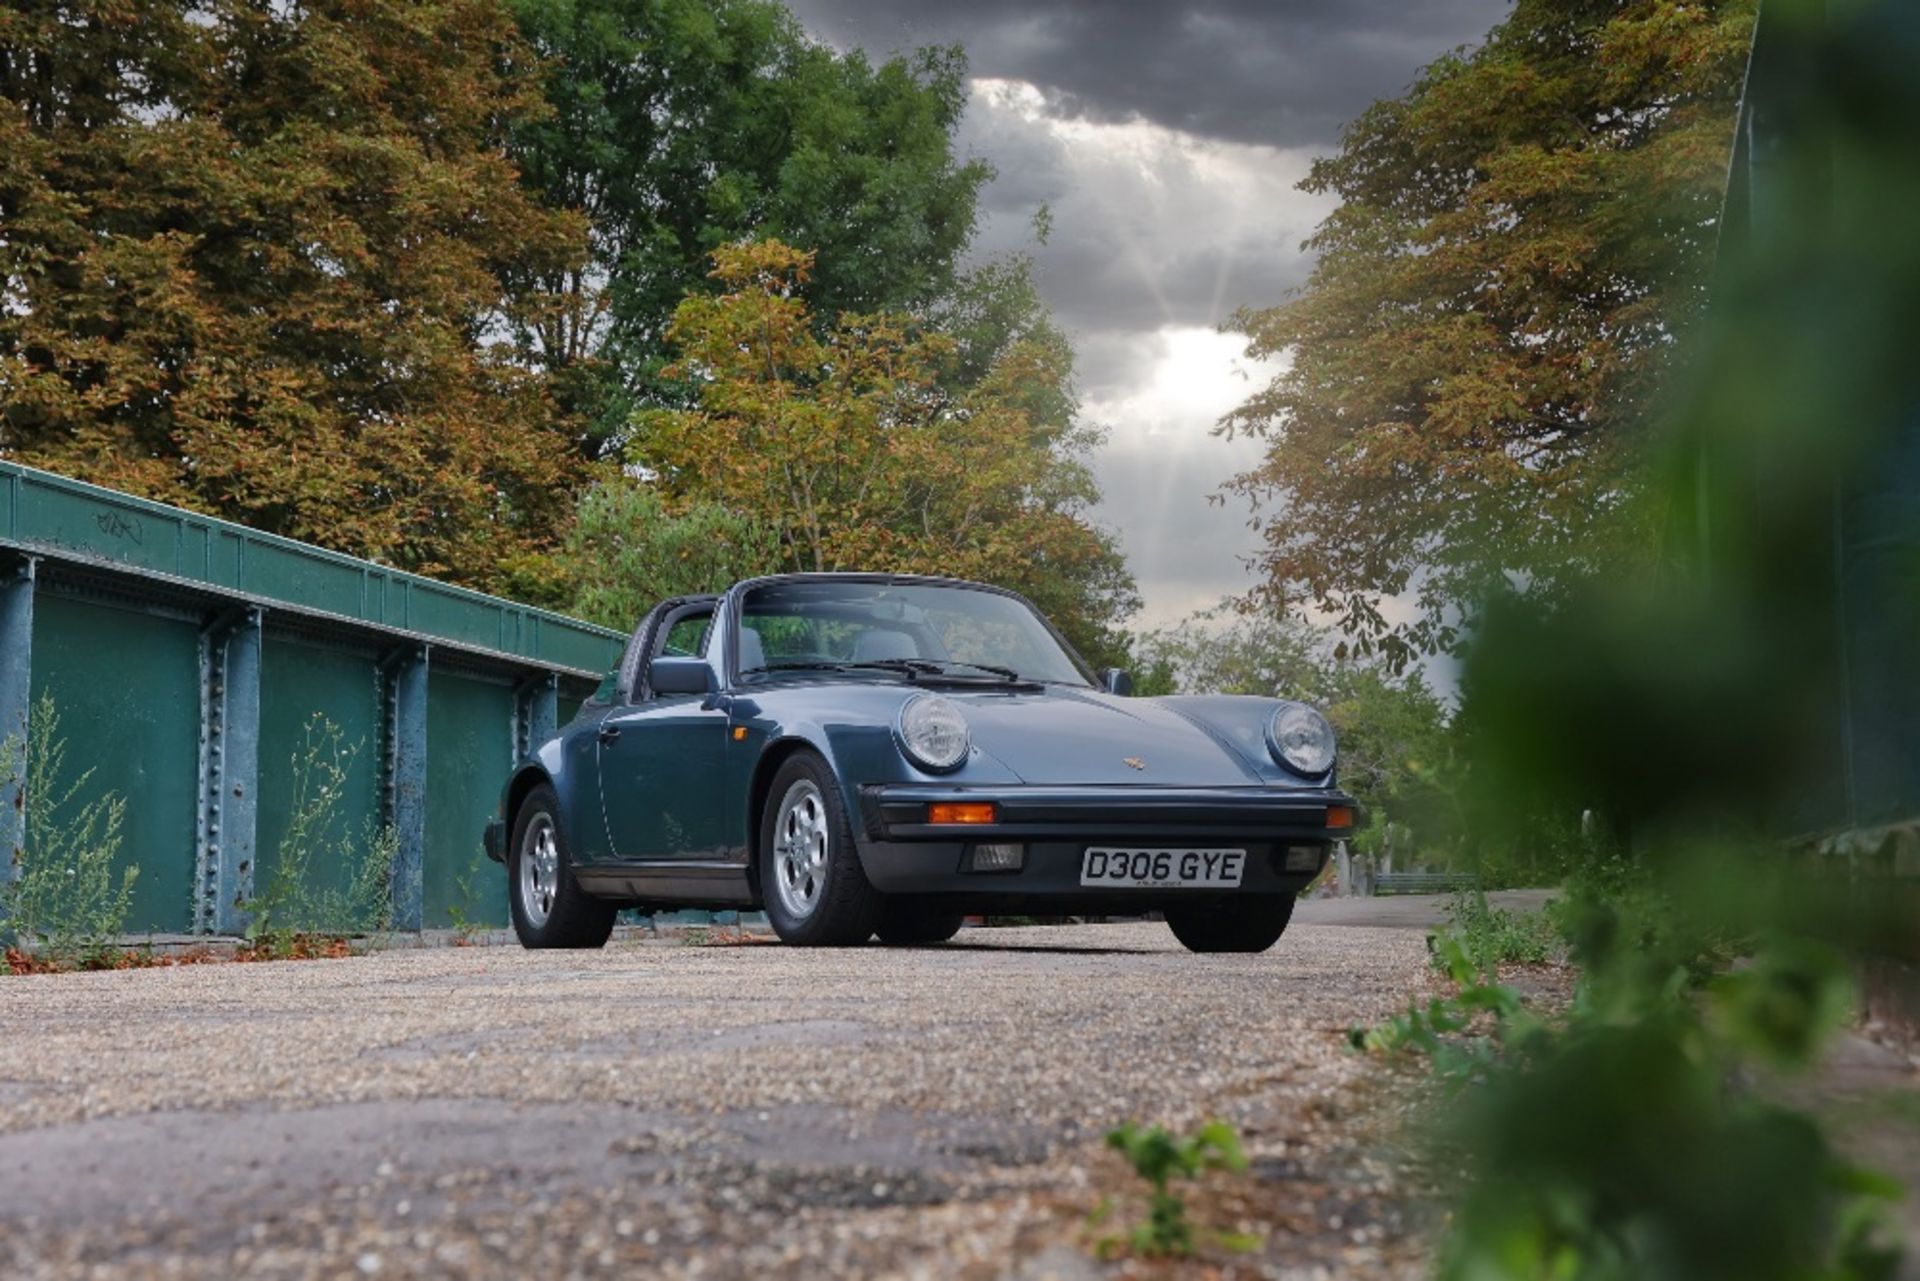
[629,240,1138,665]
[1220,0,1757,665]
[0,0,587,590]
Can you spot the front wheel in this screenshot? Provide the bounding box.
[759,754,883,946]
[1164,894,1296,954]
[509,784,616,949]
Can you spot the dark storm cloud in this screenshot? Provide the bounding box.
[952,77,1331,336]
[784,0,1508,150]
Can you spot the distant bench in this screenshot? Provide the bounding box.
[1374,871,1479,896]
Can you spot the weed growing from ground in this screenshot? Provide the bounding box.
[1,697,138,969]
[444,868,485,945]
[1351,932,1539,1081]
[1096,1120,1256,1258]
[1435,888,1561,972]
[243,713,397,958]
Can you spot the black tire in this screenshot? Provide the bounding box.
[508,784,617,949]
[758,753,883,946]
[1164,894,1296,954]
[875,899,966,946]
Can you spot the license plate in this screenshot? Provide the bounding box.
[1079,847,1246,889]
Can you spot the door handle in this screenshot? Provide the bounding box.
[597,724,622,745]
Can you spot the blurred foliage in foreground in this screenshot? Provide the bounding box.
[1366,869,1901,1281]
[1364,0,1920,1276]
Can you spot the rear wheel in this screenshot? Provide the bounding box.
[759,753,883,946]
[1164,894,1296,954]
[509,784,617,949]
[875,899,965,946]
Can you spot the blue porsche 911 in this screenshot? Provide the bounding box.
[484,573,1357,953]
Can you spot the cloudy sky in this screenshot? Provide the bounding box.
[787,0,1508,627]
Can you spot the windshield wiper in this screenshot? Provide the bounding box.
[738,658,1032,685]
[737,660,862,676]
[852,658,1027,683]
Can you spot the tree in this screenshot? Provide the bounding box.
[1219,0,1757,667]
[560,478,780,631]
[1135,604,1457,858]
[505,0,991,445]
[626,240,1138,665]
[0,0,588,592]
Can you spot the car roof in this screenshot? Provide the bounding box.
[730,571,1025,599]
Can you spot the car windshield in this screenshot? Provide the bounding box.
[737,580,1091,686]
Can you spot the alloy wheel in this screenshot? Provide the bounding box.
[518,812,559,928]
[772,779,830,920]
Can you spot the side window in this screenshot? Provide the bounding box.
[658,612,712,659]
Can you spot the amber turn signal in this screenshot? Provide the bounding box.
[927,802,998,825]
[1326,805,1356,829]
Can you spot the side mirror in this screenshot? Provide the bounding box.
[649,657,718,697]
[1098,667,1134,696]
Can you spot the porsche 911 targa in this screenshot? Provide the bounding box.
[483,574,1358,952]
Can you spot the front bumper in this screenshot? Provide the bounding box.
[854,783,1357,902]
[483,817,507,864]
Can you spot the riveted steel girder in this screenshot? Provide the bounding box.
[195,607,263,935]
[1,556,35,906]
[383,645,430,932]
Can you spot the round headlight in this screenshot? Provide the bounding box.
[1268,704,1336,776]
[897,694,970,772]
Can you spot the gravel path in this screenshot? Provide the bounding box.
[0,922,1437,1279]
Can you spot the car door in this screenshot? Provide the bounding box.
[596,602,729,861]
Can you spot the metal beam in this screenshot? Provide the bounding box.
[517,672,558,760]
[0,459,623,678]
[195,608,262,935]
[384,645,429,931]
[1,556,35,904]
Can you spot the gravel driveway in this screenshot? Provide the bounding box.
[0,921,1437,1279]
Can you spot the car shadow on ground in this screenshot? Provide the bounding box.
[932,937,1166,956]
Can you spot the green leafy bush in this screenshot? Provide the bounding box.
[558,478,781,632]
[2,697,138,966]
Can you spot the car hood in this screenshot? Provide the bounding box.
[950,687,1266,786]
